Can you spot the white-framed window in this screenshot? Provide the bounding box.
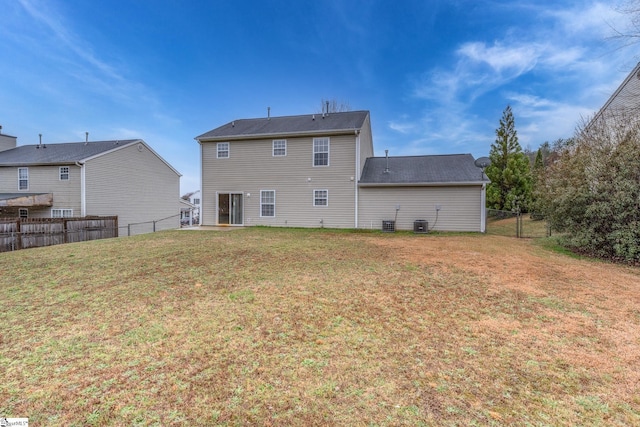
[217,142,229,158]
[313,137,329,166]
[19,208,28,218]
[313,189,328,207]
[260,190,275,217]
[51,209,73,218]
[18,167,28,190]
[193,198,200,205]
[59,166,69,180]
[273,139,287,156]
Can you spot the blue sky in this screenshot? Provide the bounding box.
[1,0,638,193]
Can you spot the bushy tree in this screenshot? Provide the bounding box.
[542,113,640,263]
[485,106,532,212]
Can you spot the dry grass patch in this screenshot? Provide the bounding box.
[1,228,639,425]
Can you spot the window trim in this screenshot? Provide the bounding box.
[313,137,330,167]
[59,166,70,181]
[313,189,328,207]
[272,139,287,157]
[18,167,29,191]
[217,142,229,159]
[51,208,73,218]
[19,208,28,219]
[260,190,276,217]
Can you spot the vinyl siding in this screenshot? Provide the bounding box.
[0,165,81,218]
[0,134,17,152]
[358,186,484,232]
[201,134,358,228]
[600,65,640,117]
[357,114,374,175]
[84,143,180,236]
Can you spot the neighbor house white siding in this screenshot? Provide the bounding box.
[358,186,484,232]
[0,164,81,218]
[84,142,180,236]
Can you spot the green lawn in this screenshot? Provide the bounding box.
[1,228,639,426]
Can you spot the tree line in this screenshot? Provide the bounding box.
[485,105,640,264]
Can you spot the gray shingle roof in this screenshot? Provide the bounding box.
[359,154,489,185]
[196,110,370,140]
[0,140,140,166]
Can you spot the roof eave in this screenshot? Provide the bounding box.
[358,181,488,187]
[196,128,361,142]
[0,161,77,167]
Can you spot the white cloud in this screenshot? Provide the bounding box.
[398,0,637,157]
[549,1,627,38]
[388,120,417,134]
[17,0,124,84]
[457,41,541,76]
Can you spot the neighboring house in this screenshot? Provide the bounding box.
[180,190,200,226]
[196,110,488,232]
[591,62,640,125]
[0,135,182,236]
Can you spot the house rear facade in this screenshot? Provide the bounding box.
[0,136,181,236]
[197,111,488,232]
[196,111,373,228]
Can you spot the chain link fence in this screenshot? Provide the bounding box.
[486,209,551,238]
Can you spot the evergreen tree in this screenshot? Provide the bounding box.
[485,106,532,212]
[528,148,545,219]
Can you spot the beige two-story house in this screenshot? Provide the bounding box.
[196,110,488,232]
[0,134,181,236]
[196,111,374,228]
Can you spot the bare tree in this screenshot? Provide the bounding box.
[610,1,640,51]
[318,98,351,114]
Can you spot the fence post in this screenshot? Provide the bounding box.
[153,220,156,232]
[128,224,131,236]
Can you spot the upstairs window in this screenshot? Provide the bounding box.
[313,137,329,166]
[313,189,328,207]
[18,167,28,190]
[217,142,229,158]
[19,208,28,218]
[52,209,73,218]
[193,198,200,205]
[60,166,69,180]
[260,190,275,217]
[273,139,287,156]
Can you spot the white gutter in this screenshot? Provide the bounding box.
[480,183,487,233]
[354,130,360,228]
[75,161,86,216]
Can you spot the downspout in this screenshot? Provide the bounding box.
[354,129,360,228]
[76,161,86,216]
[480,183,487,233]
[199,139,204,225]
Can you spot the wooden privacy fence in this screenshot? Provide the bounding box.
[0,216,118,252]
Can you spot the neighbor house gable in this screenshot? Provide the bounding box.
[589,62,640,126]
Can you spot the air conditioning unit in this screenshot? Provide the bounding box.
[414,220,428,233]
[382,220,395,232]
